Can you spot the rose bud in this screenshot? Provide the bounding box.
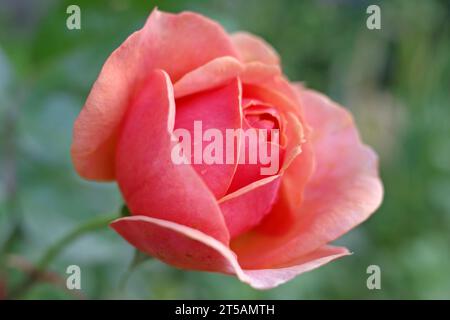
[71,9,383,289]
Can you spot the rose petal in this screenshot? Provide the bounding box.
[141,10,238,81]
[259,76,303,111]
[111,215,350,289]
[227,140,286,189]
[173,56,243,98]
[219,175,281,238]
[254,140,314,236]
[219,92,307,239]
[174,78,242,198]
[221,116,285,237]
[254,111,314,236]
[115,70,229,243]
[232,32,280,65]
[242,84,312,205]
[231,88,383,268]
[243,83,303,125]
[243,245,350,288]
[219,129,301,240]
[234,99,284,188]
[239,62,281,84]
[71,9,238,180]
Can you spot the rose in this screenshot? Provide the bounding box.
[71,9,383,289]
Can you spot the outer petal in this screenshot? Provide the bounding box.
[115,70,229,244]
[111,215,350,289]
[231,32,280,65]
[174,79,242,198]
[232,88,383,268]
[71,9,238,180]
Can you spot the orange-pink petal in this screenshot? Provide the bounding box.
[115,70,229,244]
[71,9,238,180]
[231,87,383,268]
[231,32,280,65]
[174,56,243,98]
[174,79,242,198]
[220,175,281,238]
[111,215,350,289]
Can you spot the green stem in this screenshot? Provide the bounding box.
[37,214,117,270]
[9,213,118,299]
[119,250,150,292]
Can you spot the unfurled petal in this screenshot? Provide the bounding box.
[243,245,350,288]
[111,215,349,289]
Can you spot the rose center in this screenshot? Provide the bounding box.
[243,102,281,143]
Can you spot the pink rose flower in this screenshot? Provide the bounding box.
[71,9,383,289]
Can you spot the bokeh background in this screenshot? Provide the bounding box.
[0,0,449,299]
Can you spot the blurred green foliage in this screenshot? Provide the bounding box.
[0,0,449,299]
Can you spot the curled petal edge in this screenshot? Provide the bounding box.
[111,215,350,289]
